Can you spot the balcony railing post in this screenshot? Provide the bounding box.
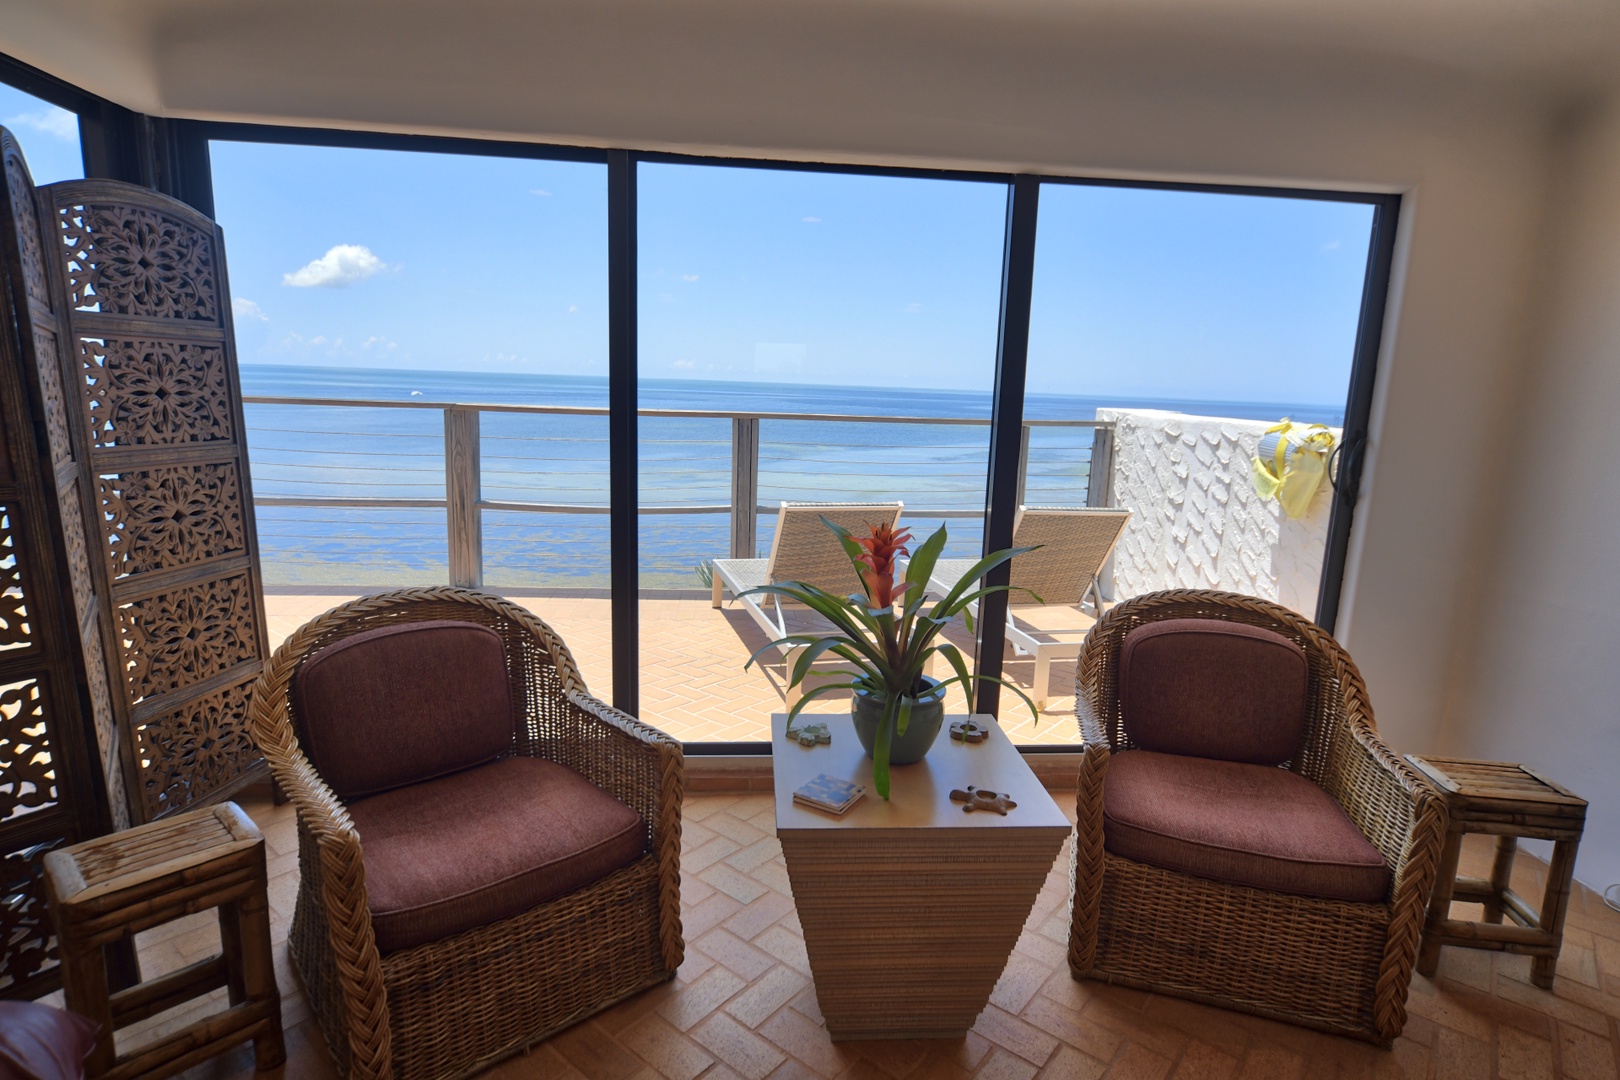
[731,416,760,559]
[445,405,483,587]
[1086,423,1115,508]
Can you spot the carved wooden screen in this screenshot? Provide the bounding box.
[41,179,270,824]
[0,128,116,997]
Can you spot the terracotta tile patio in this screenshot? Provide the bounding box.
[59,790,1620,1080]
[263,591,1085,747]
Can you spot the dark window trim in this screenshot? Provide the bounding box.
[0,50,103,114]
[1316,193,1401,634]
[180,113,1392,748]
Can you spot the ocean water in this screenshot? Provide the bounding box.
[240,364,1344,589]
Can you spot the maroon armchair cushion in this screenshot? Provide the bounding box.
[347,756,647,953]
[292,619,516,799]
[0,1002,97,1080]
[1119,618,1309,765]
[1102,750,1390,902]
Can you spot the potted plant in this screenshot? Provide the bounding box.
[743,518,1039,799]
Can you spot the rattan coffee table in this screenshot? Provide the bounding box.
[774,713,1070,1040]
[1406,755,1587,988]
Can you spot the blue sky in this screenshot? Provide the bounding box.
[1,84,83,185]
[4,80,1375,408]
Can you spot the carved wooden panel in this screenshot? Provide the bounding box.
[57,203,219,321]
[133,680,257,820]
[0,838,61,994]
[79,338,234,448]
[118,575,260,704]
[100,463,247,580]
[1,127,116,999]
[44,178,268,823]
[0,677,54,821]
[0,509,27,652]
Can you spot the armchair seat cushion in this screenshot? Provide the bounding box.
[347,756,647,953]
[1102,750,1390,903]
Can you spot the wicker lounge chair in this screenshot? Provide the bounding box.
[711,501,902,705]
[927,506,1130,710]
[248,587,683,1080]
[1068,590,1447,1045]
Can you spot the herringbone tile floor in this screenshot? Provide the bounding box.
[88,789,1620,1080]
[263,592,1084,746]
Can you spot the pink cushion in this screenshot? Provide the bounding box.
[0,1002,97,1080]
[1119,618,1308,765]
[1103,750,1390,903]
[348,756,647,953]
[292,620,515,799]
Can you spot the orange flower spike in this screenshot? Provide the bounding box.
[854,524,912,608]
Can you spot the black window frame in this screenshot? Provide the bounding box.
[0,57,1399,750]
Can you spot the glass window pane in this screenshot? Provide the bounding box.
[637,163,1008,744]
[1026,184,1376,657]
[0,84,82,184]
[209,142,611,691]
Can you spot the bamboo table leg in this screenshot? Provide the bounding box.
[1418,829,1465,977]
[1484,836,1517,924]
[1531,839,1579,989]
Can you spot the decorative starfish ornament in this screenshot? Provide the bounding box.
[949,719,990,744]
[950,786,1017,815]
[785,721,831,747]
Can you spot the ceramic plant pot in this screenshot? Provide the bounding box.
[850,676,947,766]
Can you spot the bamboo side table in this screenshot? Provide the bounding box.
[1406,756,1587,989]
[44,802,285,1079]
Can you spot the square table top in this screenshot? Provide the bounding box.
[772,712,1071,835]
[1406,755,1586,809]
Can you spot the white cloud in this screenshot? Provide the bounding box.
[672,359,697,370]
[4,107,77,142]
[232,297,269,322]
[530,188,552,197]
[361,335,398,351]
[1321,239,1342,252]
[802,216,822,223]
[568,305,579,313]
[902,302,924,313]
[283,244,387,287]
[678,273,699,282]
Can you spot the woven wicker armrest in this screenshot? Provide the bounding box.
[1322,716,1448,1040]
[1068,693,1116,975]
[556,690,686,972]
[247,685,394,1080]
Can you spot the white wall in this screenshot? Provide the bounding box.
[1101,410,1336,615]
[1450,98,1620,891]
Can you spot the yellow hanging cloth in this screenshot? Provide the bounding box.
[1252,420,1336,519]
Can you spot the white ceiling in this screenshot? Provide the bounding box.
[3,0,1618,172]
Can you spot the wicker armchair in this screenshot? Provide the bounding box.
[248,588,683,1080]
[1067,590,1446,1046]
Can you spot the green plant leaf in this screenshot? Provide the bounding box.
[903,523,949,598]
[896,693,913,738]
[789,637,847,688]
[743,633,826,671]
[927,544,1040,616]
[786,681,860,722]
[873,697,895,799]
[934,642,975,711]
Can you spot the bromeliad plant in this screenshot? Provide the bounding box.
[742,518,1040,799]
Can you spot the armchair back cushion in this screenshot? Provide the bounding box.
[1119,618,1308,765]
[293,620,516,799]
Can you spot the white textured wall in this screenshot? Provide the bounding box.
[1100,409,1336,616]
[1449,98,1620,892]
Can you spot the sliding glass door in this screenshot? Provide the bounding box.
[634,163,1008,744]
